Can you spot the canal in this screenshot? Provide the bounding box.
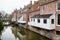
[0,25,51,40]
[1,26,16,40]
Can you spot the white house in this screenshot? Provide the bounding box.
[11,18,16,22]
[28,14,55,30]
[17,16,26,23]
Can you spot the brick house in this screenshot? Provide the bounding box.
[12,0,60,40]
[28,0,60,40]
[12,9,18,22]
[17,6,29,26]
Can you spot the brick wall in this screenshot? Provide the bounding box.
[40,2,56,14]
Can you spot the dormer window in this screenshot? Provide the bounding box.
[57,2,60,10]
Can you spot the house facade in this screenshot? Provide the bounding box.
[12,0,60,40]
[12,9,18,22]
[28,0,60,40]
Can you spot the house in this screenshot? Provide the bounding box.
[17,1,33,26]
[28,14,55,30]
[28,0,60,40]
[12,9,18,22]
[12,0,60,39]
[15,1,40,26]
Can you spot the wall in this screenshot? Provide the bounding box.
[40,2,56,14]
[50,14,55,29]
[12,12,17,21]
[29,18,53,30]
[29,10,40,18]
[21,13,27,21]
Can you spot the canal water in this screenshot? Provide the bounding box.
[0,26,51,40]
[17,26,51,40]
[1,26,16,40]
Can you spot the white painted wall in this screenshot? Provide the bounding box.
[29,18,51,30]
[28,14,55,30]
[12,18,16,21]
[17,16,26,23]
[50,14,55,29]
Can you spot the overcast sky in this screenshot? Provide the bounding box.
[0,0,37,14]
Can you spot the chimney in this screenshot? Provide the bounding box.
[30,1,32,5]
[34,1,37,4]
[24,5,26,8]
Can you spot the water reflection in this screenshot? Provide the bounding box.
[15,27,51,40]
[1,26,16,40]
[1,25,51,40]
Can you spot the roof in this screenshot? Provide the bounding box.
[31,14,52,18]
[39,0,57,6]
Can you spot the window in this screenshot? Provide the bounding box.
[34,19,35,22]
[37,19,40,23]
[43,19,47,24]
[42,6,44,11]
[41,6,45,13]
[57,2,60,10]
[51,19,54,24]
[58,14,60,25]
[31,19,32,21]
[56,31,60,35]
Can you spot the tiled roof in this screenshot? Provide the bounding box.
[31,14,52,18]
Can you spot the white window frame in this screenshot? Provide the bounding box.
[56,14,60,26]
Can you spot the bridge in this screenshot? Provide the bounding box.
[2,18,11,22]
[2,18,11,26]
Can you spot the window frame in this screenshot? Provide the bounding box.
[56,14,60,26]
[37,19,40,23]
[31,18,32,21]
[51,19,54,24]
[43,19,47,24]
[57,14,60,25]
[34,18,35,22]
